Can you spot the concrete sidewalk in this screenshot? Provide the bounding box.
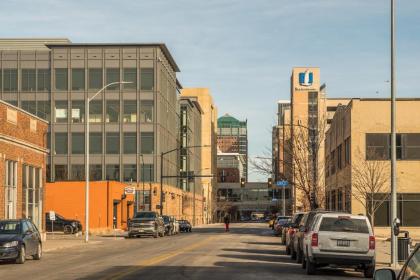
[43,239,103,253]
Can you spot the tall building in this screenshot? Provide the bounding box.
[180,88,218,224]
[325,98,420,229]
[217,152,246,183]
[217,114,248,181]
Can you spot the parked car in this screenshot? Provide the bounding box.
[179,220,192,232]
[45,212,82,234]
[286,212,304,255]
[280,220,293,245]
[162,215,174,236]
[127,211,165,238]
[374,243,420,280]
[302,213,375,277]
[292,210,330,263]
[0,219,42,264]
[273,216,291,236]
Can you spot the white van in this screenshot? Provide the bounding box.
[302,213,375,278]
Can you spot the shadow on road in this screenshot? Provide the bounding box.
[222,247,286,256]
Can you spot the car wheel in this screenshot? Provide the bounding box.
[364,264,375,278]
[296,248,303,264]
[301,253,306,269]
[153,232,158,238]
[286,245,291,255]
[64,225,73,234]
[306,256,316,275]
[33,243,42,260]
[291,247,297,260]
[16,245,26,264]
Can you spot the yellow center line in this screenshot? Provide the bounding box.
[104,236,216,280]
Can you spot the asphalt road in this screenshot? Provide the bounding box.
[0,223,368,280]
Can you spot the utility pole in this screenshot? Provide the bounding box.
[390,0,398,268]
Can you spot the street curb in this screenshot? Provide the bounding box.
[43,240,103,253]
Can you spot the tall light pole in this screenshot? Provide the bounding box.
[390,0,398,267]
[84,81,132,243]
[139,154,145,210]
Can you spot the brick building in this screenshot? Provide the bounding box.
[0,100,48,230]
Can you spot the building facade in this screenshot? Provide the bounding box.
[0,100,48,230]
[325,98,420,228]
[217,114,248,181]
[217,152,246,183]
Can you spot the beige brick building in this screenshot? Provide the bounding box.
[325,98,420,228]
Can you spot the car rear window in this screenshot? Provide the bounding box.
[292,214,303,224]
[319,217,369,233]
[134,212,156,219]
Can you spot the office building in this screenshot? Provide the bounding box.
[217,152,246,183]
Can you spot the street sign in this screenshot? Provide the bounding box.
[124,186,135,195]
[276,180,288,187]
[49,210,56,221]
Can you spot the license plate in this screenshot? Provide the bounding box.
[337,240,350,247]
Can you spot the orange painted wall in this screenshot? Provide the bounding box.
[45,181,134,231]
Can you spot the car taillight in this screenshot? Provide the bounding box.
[311,233,318,247]
[289,228,295,236]
[369,236,375,250]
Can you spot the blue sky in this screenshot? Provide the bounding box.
[1,0,419,181]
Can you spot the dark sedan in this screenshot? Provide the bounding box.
[179,220,192,232]
[0,219,42,264]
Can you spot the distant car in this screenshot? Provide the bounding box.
[128,211,165,238]
[374,243,420,280]
[302,213,375,278]
[286,212,304,255]
[45,212,82,234]
[179,220,192,232]
[273,216,291,236]
[0,219,42,264]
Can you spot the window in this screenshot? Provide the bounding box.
[55,165,68,181]
[22,165,42,228]
[55,133,68,154]
[37,69,50,91]
[90,132,102,154]
[55,68,68,90]
[3,69,18,92]
[89,164,102,181]
[71,133,85,154]
[140,68,154,90]
[337,189,343,210]
[71,165,85,180]
[72,69,85,90]
[106,68,120,90]
[319,217,369,233]
[123,165,137,182]
[337,144,343,170]
[330,150,335,175]
[89,68,102,89]
[124,132,137,154]
[106,100,119,123]
[140,101,153,123]
[106,132,120,154]
[141,132,154,154]
[106,165,120,181]
[344,137,351,165]
[123,100,137,123]
[404,134,420,160]
[21,101,37,115]
[89,100,102,123]
[141,164,154,182]
[4,160,18,219]
[37,101,51,121]
[366,133,404,160]
[55,101,68,123]
[21,69,36,92]
[123,68,137,90]
[71,101,85,123]
[402,248,420,280]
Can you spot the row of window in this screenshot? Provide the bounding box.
[366,133,420,160]
[52,163,154,182]
[325,187,351,213]
[54,132,154,155]
[0,68,154,92]
[326,137,351,177]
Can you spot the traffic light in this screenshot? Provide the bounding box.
[267,178,273,189]
[240,177,245,188]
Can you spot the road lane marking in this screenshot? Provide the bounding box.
[104,236,216,280]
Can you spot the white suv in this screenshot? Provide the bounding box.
[302,212,375,278]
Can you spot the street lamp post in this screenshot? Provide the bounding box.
[140,154,145,211]
[84,81,132,243]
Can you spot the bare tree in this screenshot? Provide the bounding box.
[249,147,273,177]
[351,151,390,228]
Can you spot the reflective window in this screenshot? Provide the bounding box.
[22,69,36,92]
[89,100,102,123]
[55,133,68,154]
[404,134,420,160]
[3,69,18,92]
[141,164,154,182]
[21,101,36,115]
[71,165,85,180]
[106,100,119,123]
[71,100,85,123]
[72,69,85,91]
[90,132,102,154]
[123,68,137,90]
[123,165,136,182]
[55,165,68,181]
[55,68,68,91]
[140,101,153,123]
[123,100,137,123]
[106,68,120,90]
[37,69,50,91]
[106,165,120,181]
[124,132,136,154]
[89,68,102,89]
[55,101,68,123]
[89,165,102,181]
[141,132,154,154]
[140,68,154,90]
[37,101,51,121]
[106,132,120,154]
[71,133,85,154]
